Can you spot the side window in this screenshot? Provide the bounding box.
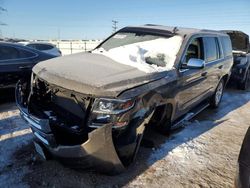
[26,44,38,49]
[0,46,20,61]
[41,44,54,50]
[18,48,37,58]
[28,44,53,51]
[215,38,222,59]
[183,37,204,66]
[221,36,232,57]
[203,37,219,62]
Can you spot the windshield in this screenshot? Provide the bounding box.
[93,31,183,73]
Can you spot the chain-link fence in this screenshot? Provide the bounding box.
[49,40,102,55]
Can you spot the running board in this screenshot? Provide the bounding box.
[171,103,210,130]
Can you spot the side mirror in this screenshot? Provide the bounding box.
[186,58,205,69]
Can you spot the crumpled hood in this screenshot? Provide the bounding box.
[33,52,168,97]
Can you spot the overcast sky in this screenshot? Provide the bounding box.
[1,0,250,40]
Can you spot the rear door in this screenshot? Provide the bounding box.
[0,44,38,87]
[202,36,224,94]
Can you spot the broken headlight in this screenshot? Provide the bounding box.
[89,98,135,128]
[92,98,135,114]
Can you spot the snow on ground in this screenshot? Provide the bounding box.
[128,89,250,188]
[0,102,32,188]
[0,88,250,188]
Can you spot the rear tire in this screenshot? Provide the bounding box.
[210,79,224,108]
[238,69,250,90]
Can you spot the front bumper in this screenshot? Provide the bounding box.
[17,103,125,174]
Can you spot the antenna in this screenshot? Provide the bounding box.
[173,27,178,33]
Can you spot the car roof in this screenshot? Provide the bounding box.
[123,24,228,37]
[0,41,28,47]
[0,41,50,53]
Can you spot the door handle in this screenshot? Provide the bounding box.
[218,65,223,69]
[19,66,32,69]
[201,72,207,77]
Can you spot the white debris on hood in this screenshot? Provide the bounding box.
[93,36,183,73]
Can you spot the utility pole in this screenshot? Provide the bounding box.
[112,20,118,33]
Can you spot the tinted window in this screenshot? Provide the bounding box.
[27,44,53,50]
[26,44,37,49]
[215,38,222,59]
[0,46,20,61]
[19,48,37,58]
[183,37,204,65]
[221,36,232,57]
[203,37,218,62]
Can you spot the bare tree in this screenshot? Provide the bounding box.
[0,6,6,12]
[0,0,7,25]
[0,3,7,37]
[0,6,7,25]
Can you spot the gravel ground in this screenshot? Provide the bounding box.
[0,88,249,188]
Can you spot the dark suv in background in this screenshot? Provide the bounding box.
[0,42,56,89]
[222,30,250,90]
[16,25,233,174]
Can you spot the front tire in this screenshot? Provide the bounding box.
[210,79,224,108]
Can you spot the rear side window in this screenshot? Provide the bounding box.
[27,44,54,51]
[0,45,37,61]
[0,46,20,61]
[19,48,37,58]
[221,36,232,57]
[203,37,219,62]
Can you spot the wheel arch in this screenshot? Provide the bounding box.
[221,74,230,86]
[149,102,174,126]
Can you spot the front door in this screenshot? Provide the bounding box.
[175,37,208,117]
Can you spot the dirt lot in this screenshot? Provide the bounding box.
[0,87,250,188]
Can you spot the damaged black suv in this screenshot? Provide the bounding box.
[221,30,250,90]
[16,25,233,174]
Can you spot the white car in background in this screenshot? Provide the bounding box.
[19,42,62,56]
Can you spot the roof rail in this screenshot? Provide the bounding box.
[200,29,218,33]
[144,24,163,26]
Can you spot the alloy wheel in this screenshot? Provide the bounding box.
[215,81,223,106]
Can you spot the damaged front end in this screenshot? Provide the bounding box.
[16,74,152,174]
